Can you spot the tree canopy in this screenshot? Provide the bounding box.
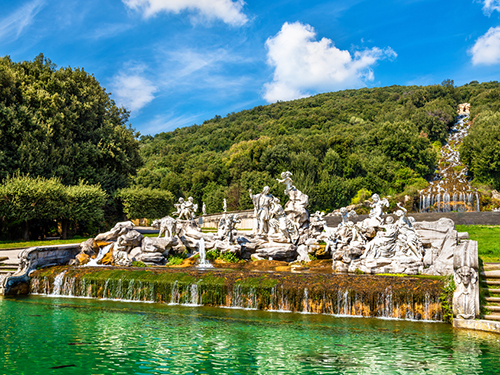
[0,54,142,192]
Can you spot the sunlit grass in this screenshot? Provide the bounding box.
[456,225,500,263]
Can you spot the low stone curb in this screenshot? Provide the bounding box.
[453,318,500,334]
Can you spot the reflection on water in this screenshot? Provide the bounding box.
[1,296,500,374]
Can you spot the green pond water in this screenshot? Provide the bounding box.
[1,296,500,374]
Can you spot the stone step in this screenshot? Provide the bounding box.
[485,297,500,303]
[486,288,500,294]
[483,314,500,321]
[0,265,18,270]
[483,263,500,271]
[484,305,500,312]
[481,270,500,278]
[482,280,500,286]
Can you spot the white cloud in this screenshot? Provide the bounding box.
[482,0,500,15]
[0,0,45,41]
[122,0,247,26]
[470,26,500,65]
[142,113,201,134]
[111,64,158,112]
[89,23,133,40]
[263,22,396,103]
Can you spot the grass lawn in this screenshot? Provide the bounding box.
[0,237,87,250]
[0,233,162,250]
[456,225,500,263]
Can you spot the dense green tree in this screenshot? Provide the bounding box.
[0,175,106,240]
[460,111,500,189]
[0,54,142,192]
[115,187,174,220]
[0,175,65,240]
[61,182,107,239]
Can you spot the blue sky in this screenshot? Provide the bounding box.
[1,0,500,135]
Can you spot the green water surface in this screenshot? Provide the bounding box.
[1,296,500,374]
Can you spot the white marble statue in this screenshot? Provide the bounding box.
[217,213,227,238]
[365,193,389,227]
[337,207,357,226]
[269,197,299,243]
[222,214,241,244]
[277,171,294,195]
[152,216,177,238]
[249,186,274,235]
[454,265,478,319]
[223,198,227,213]
[361,216,398,259]
[202,202,206,216]
[172,197,184,217]
[173,197,197,220]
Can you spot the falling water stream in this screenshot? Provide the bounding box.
[31,269,444,322]
[86,244,113,267]
[197,238,213,268]
[420,109,480,212]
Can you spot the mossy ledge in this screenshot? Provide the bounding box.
[31,266,446,321]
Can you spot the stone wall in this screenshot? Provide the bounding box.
[0,244,81,295]
[325,211,500,227]
[200,209,255,229]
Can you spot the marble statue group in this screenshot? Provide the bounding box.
[63,170,478,320]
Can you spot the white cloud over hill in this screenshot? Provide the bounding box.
[263,22,396,103]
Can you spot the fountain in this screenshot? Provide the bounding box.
[1,163,480,325]
[420,104,480,212]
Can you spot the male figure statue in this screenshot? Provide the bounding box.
[249,186,274,235]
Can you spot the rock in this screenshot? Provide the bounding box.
[136,252,165,264]
[141,237,173,253]
[95,221,135,241]
[296,245,310,262]
[102,248,114,265]
[115,230,143,253]
[251,254,264,261]
[423,247,439,267]
[113,250,132,266]
[111,231,142,266]
[333,261,348,273]
[492,190,500,201]
[80,238,97,257]
[254,241,297,262]
[75,253,90,265]
[130,246,142,259]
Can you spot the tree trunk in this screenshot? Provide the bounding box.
[62,220,69,240]
[23,220,30,241]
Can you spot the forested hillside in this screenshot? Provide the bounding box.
[136,80,500,214]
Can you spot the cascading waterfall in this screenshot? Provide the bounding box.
[197,238,213,268]
[419,111,480,212]
[86,244,113,266]
[51,271,67,296]
[30,268,445,322]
